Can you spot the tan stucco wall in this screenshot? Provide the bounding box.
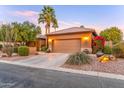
[36,39,46,50]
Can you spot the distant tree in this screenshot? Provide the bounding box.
[36,26,42,34]
[100,27,123,44]
[38,6,58,34]
[0,21,42,56]
[0,24,15,43]
[0,24,16,56]
[0,21,41,45]
[22,21,36,42]
[11,22,21,43]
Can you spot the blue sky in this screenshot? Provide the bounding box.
[0,5,124,34]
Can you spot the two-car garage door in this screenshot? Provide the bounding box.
[53,39,81,53]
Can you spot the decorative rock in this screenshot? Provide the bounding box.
[109,55,116,61]
[96,51,104,57]
[12,53,18,56]
[83,49,90,54]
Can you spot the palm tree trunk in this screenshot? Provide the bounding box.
[48,27,50,34]
[55,28,56,31]
[45,25,47,35]
[45,27,48,47]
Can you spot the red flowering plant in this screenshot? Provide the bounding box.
[92,36,105,53]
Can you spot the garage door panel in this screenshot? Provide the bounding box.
[53,39,81,53]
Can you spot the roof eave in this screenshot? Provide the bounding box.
[47,31,96,36]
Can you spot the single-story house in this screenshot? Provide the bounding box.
[46,26,97,53]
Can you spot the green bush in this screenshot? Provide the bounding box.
[18,46,29,56]
[103,45,112,54]
[13,47,18,53]
[112,41,124,58]
[66,52,92,65]
[41,46,48,52]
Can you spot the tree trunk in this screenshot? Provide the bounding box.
[55,28,56,31]
[48,26,50,34]
[45,26,48,47]
[45,27,47,35]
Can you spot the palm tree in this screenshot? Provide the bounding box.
[52,18,58,31]
[38,6,58,34]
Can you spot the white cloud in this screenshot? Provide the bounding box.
[58,21,82,30]
[11,10,39,25]
[14,10,38,17]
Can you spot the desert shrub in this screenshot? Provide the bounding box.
[66,52,92,65]
[103,45,112,54]
[18,46,29,56]
[41,46,48,52]
[2,47,13,57]
[112,41,124,58]
[6,47,13,57]
[0,44,3,50]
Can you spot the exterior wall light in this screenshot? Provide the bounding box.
[48,39,52,42]
[83,36,89,41]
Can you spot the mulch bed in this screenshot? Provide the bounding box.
[62,55,124,75]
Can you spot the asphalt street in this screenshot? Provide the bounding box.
[0,62,124,88]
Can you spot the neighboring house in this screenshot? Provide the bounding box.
[36,34,46,50]
[46,26,97,53]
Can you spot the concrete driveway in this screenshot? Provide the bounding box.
[12,53,69,69]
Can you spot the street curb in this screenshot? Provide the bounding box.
[0,60,124,80]
[51,67,124,80]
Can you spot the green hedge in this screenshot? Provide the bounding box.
[18,46,29,56]
[103,45,112,54]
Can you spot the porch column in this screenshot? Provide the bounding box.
[48,39,53,52]
[81,35,92,53]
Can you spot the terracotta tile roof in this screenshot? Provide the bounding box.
[47,27,97,36]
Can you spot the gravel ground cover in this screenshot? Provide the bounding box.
[62,55,124,75]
